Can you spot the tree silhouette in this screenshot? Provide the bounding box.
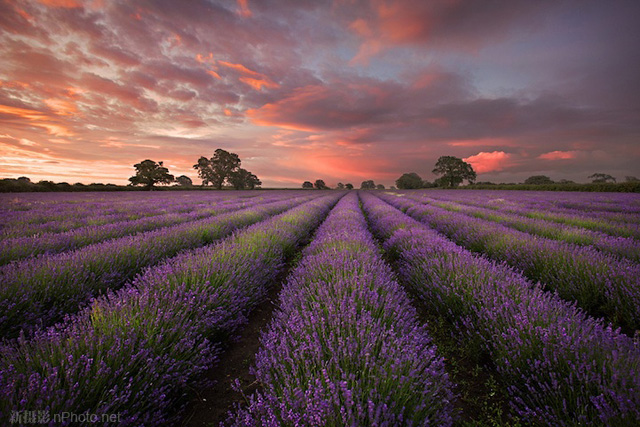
[396,172,423,189]
[432,156,476,188]
[589,173,616,183]
[229,168,261,189]
[176,175,193,187]
[524,175,554,185]
[193,149,241,189]
[360,180,376,189]
[302,181,314,189]
[129,160,174,190]
[314,179,329,190]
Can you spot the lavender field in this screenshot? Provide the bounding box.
[1,190,639,426]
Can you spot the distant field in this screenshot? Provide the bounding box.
[1,190,639,426]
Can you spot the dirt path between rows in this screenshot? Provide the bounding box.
[179,276,285,426]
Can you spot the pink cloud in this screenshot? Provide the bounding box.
[464,151,513,174]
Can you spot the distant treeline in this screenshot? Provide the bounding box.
[460,182,640,192]
[0,178,257,193]
[3,177,640,193]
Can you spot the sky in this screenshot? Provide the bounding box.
[1,0,639,188]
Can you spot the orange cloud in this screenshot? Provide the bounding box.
[237,0,252,17]
[44,98,78,116]
[196,53,215,64]
[239,77,279,91]
[0,104,48,121]
[538,150,578,160]
[218,61,278,90]
[0,104,73,136]
[464,151,512,173]
[218,61,261,77]
[207,70,222,80]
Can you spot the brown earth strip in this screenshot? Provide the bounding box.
[179,275,285,427]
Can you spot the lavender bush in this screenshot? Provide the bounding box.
[0,192,285,264]
[378,192,640,332]
[0,193,316,339]
[361,192,640,426]
[228,192,454,426]
[415,190,640,238]
[423,198,640,262]
[0,194,340,426]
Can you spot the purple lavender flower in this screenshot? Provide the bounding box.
[227,192,454,426]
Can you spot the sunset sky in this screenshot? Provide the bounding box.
[1,0,639,187]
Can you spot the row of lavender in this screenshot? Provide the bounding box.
[0,192,264,239]
[0,194,341,425]
[420,196,640,262]
[227,192,454,425]
[0,193,279,265]
[361,192,640,426]
[436,189,640,214]
[377,192,640,333]
[0,192,319,339]
[428,190,640,235]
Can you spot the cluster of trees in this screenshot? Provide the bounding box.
[0,177,130,193]
[301,180,387,190]
[128,149,261,190]
[301,156,478,191]
[193,149,261,190]
[395,156,477,189]
[521,173,636,185]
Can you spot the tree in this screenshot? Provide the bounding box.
[193,149,241,189]
[229,168,261,190]
[345,183,354,190]
[193,156,214,186]
[589,173,616,183]
[432,156,476,188]
[360,180,376,189]
[524,175,554,185]
[244,172,262,189]
[376,184,385,190]
[314,179,329,190]
[176,175,193,187]
[302,181,314,189]
[396,172,423,189]
[336,182,345,190]
[129,160,174,190]
[625,176,640,182]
